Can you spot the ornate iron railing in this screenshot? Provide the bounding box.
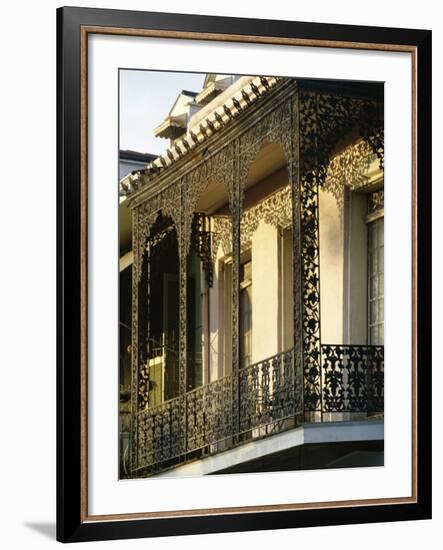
[239,348,301,431]
[321,344,384,414]
[133,344,383,475]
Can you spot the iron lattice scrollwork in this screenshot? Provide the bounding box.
[134,344,383,474]
[237,95,295,204]
[298,90,384,412]
[324,140,379,213]
[211,185,292,258]
[186,376,233,452]
[136,397,183,469]
[129,79,384,474]
[322,344,384,414]
[211,215,232,260]
[230,137,241,437]
[299,170,322,411]
[239,348,301,432]
[191,213,214,286]
[135,347,299,474]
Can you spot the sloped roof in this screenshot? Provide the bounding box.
[120,75,280,197]
[119,150,156,163]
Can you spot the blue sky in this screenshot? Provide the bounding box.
[119,69,205,156]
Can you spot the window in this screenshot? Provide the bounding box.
[239,259,253,368]
[367,191,384,345]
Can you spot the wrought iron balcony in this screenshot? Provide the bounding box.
[132,344,383,476]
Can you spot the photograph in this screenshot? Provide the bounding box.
[118,71,385,479]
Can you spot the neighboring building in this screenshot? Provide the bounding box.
[119,149,156,180]
[152,76,240,148]
[119,74,384,478]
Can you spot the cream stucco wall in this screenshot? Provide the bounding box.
[251,220,280,363]
[319,167,383,347]
[207,204,286,379]
[319,188,345,345]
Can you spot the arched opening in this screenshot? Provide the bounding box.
[139,212,180,407]
[239,141,293,367]
[238,140,297,433]
[187,177,232,385]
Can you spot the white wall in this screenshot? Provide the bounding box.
[0,1,439,550]
[347,191,370,344]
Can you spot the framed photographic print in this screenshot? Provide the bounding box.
[56,6,432,543]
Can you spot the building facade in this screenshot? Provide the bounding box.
[119,149,156,180]
[119,75,384,478]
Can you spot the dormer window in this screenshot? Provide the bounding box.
[153,90,200,147]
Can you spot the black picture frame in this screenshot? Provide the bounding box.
[57,6,432,543]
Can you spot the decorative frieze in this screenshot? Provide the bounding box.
[324,140,378,212]
[211,185,292,259]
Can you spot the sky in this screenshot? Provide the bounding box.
[119,69,205,156]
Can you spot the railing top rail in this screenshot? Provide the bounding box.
[238,346,295,373]
[321,343,384,349]
[136,347,297,416]
[185,372,232,396]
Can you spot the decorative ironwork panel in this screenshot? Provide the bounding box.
[321,344,384,413]
[211,215,232,260]
[177,183,188,456]
[290,94,304,419]
[135,397,182,471]
[231,138,241,438]
[299,170,322,411]
[134,183,182,282]
[324,140,379,213]
[299,92,322,413]
[239,349,296,432]
[237,95,295,203]
[191,213,214,286]
[182,143,235,258]
[360,101,384,170]
[367,345,384,414]
[239,362,262,431]
[130,214,141,470]
[186,376,233,451]
[322,344,346,412]
[347,345,369,411]
[211,185,293,259]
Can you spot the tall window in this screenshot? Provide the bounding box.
[239,259,253,368]
[367,190,384,345]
